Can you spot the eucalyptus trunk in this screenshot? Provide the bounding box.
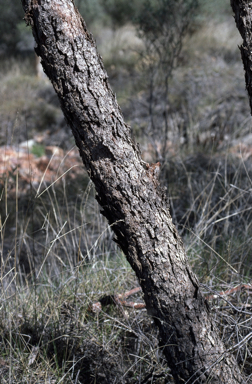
[20,1,243,382]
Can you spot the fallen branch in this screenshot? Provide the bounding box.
[89,284,252,313]
[89,287,144,313]
[206,284,252,301]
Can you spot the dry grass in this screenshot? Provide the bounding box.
[1,147,252,382]
[0,254,165,383]
[0,164,171,383]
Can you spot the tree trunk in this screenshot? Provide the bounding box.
[20,1,243,383]
[231,0,252,114]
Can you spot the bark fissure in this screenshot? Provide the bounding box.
[20,0,245,382]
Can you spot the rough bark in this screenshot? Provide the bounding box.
[231,0,252,114]
[20,1,243,383]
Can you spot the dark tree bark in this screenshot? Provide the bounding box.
[231,0,252,114]
[20,1,243,383]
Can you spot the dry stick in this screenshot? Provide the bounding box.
[205,284,252,301]
[91,284,252,313]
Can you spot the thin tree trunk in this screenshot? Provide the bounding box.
[231,0,252,114]
[20,1,243,382]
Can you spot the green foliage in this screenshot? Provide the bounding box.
[135,0,199,46]
[101,0,143,28]
[75,0,104,26]
[0,0,26,53]
[133,0,199,161]
[31,143,45,157]
[198,0,232,18]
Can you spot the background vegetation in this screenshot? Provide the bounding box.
[1,0,252,382]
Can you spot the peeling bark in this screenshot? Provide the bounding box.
[20,1,243,382]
